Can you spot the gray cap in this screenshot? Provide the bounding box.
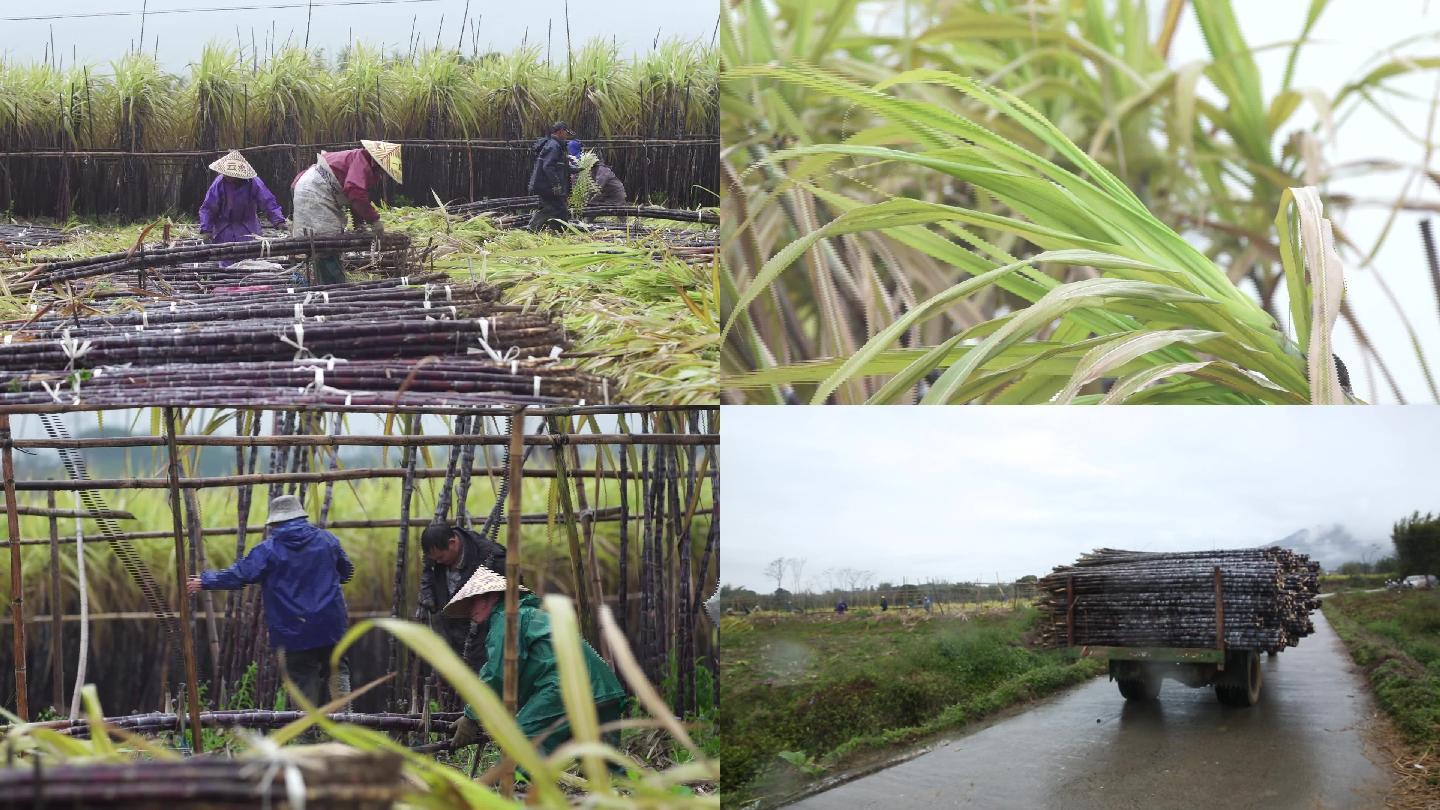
[266,494,308,525]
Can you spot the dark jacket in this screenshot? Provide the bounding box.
[418,526,507,651]
[202,518,353,651]
[528,135,571,199]
[589,163,627,206]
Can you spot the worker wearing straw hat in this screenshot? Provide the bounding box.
[527,122,577,232]
[199,150,288,266]
[444,567,628,755]
[291,139,402,285]
[187,494,355,708]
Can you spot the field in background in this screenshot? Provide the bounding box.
[1323,590,1440,798]
[720,605,1103,807]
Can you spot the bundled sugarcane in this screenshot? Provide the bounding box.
[0,357,608,407]
[7,710,461,738]
[0,222,71,247]
[12,232,414,288]
[1036,547,1321,654]
[0,749,405,808]
[0,314,568,372]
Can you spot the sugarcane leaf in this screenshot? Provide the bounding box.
[1054,329,1223,403]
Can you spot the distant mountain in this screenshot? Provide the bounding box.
[1266,524,1386,570]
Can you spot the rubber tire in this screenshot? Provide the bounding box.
[1117,676,1160,701]
[1215,650,1262,707]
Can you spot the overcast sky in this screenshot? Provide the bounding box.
[0,0,716,67]
[722,406,1440,592]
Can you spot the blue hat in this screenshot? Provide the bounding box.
[567,139,583,157]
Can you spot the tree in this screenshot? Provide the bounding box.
[787,557,808,593]
[764,558,787,593]
[1392,512,1440,575]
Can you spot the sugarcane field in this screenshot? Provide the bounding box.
[0,2,720,807]
[724,407,1440,809]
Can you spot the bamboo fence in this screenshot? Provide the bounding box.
[0,404,719,740]
[0,138,719,220]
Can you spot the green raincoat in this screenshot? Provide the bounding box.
[463,594,627,753]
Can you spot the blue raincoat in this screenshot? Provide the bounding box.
[201,518,354,651]
[566,139,583,158]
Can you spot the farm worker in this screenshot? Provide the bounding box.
[923,595,933,613]
[582,153,629,223]
[835,600,847,615]
[443,567,628,756]
[880,594,888,612]
[187,494,354,708]
[417,521,508,658]
[566,138,584,169]
[527,121,576,232]
[291,139,402,285]
[198,150,288,266]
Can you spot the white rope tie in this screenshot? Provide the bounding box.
[549,346,563,360]
[444,284,452,301]
[169,302,178,312]
[533,376,541,397]
[321,291,331,304]
[2,333,11,345]
[137,310,148,331]
[286,287,295,295]
[400,276,410,286]
[278,323,311,360]
[294,303,305,321]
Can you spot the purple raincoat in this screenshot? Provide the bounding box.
[198,175,287,250]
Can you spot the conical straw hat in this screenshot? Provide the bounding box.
[209,149,257,179]
[443,566,527,617]
[361,139,403,183]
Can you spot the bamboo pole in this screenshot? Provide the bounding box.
[2,507,715,547]
[12,433,716,450]
[163,407,204,754]
[549,417,595,643]
[501,408,524,800]
[47,490,64,712]
[1,413,30,721]
[389,414,419,708]
[11,465,712,491]
[185,489,222,694]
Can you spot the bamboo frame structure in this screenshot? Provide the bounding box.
[0,415,29,721]
[0,403,718,751]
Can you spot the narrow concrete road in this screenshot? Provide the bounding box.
[789,611,1390,809]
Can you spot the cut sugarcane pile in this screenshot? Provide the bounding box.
[0,276,608,406]
[0,750,404,808]
[1036,547,1321,653]
[10,232,414,288]
[0,222,70,248]
[7,710,462,738]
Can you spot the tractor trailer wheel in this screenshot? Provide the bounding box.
[1116,672,1160,701]
[1214,650,1262,707]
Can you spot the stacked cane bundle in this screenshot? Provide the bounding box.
[0,751,404,808]
[0,277,609,406]
[1036,548,1321,653]
[7,710,462,738]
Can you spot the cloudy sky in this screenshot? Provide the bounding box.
[0,0,716,67]
[722,406,1440,592]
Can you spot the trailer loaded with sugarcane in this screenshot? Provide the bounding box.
[1038,548,1321,706]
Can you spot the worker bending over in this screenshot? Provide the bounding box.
[291,139,402,285]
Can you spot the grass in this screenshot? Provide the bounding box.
[721,0,1440,404]
[0,598,719,808]
[720,605,1104,807]
[1323,590,1440,797]
[1324,590,1440,745]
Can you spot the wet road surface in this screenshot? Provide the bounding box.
[788,611,1390,809]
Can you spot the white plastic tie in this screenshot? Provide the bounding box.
[401,276,410,286]
[533,376,541,397]
[510,359,518,375]
[169,302,178,312]
[448,306,458,320]
[423,300,432,309]
[138,310,148,331]
[602,378,610,405]
[279,322,310,360]
[549,345,563,360]
[303,291,315,307]
[321,291,331,304]
[294,303,305,321]
[2,334,11,346]
[286,287,295,295]
[444,284,453,301]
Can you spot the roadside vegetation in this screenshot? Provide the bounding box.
[720,605,1103,807]
[1323,590,1440,795]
